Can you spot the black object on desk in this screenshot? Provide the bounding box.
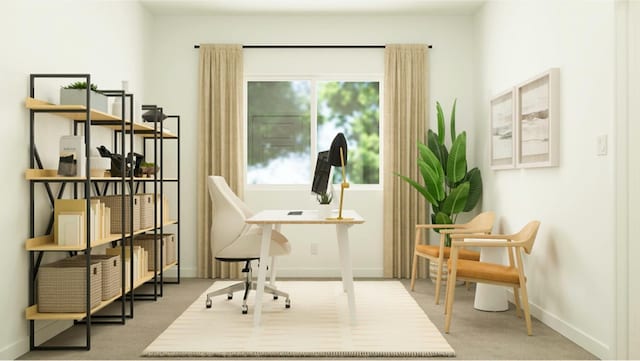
[287,211,303,215]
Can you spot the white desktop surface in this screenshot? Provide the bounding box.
[247,209,365,224]
[246,209,364,326]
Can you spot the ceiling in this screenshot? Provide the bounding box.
[139,0,486,16]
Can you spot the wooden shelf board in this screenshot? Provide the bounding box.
[26,234,123,251]
[26,293,123,321]
[26,98,177,138]
[26,169,179,182]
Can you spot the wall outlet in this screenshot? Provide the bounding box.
[310,243,318,255]
[597,134,608,156]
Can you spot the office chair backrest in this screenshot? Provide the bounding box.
[464,211,495,233]
[207,176,253,257]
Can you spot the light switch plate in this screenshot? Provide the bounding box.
[597,135,608,156]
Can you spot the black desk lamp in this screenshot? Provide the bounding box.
[328,133,351,220]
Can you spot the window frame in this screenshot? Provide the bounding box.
[244,74,384,191]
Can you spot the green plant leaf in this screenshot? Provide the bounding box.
[463,167,483,212]
[434,212,453,235]
[435,212,452,224]
[427,130,446,167]
[447,131,467,183]
[450,99,457,144]
[441,182,470,215]
[418,143,444,183]
[395,173,438,205]
[436,101,445,145]
[418,159,444,201]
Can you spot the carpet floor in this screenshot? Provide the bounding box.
[143,280,454,358]
[18,278,597,360]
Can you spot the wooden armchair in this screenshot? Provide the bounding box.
[444,220,541,335]
[410,211,495,304]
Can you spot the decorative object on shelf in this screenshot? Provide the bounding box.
[111,80,130,120]
[142,108,168,122]
[516,68,559,168]
[96,146,142,177]
[316,189,333,219]
[396,100,483,246]
[57,135,85,176]
[140,162,159,177]
[327,133,351,220]
[490,88,516,169]
[60,81,108,113]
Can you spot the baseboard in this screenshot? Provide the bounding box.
[162,266,197,278]
[2,320,72,359]
[506,291,610,359]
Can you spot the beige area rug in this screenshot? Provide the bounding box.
[143,280,455,358]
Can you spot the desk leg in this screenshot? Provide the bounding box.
[269,225,282,288]
[336,224,356,324]
[254,224,272,326]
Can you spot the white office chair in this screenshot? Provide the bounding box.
[205,176,291,314]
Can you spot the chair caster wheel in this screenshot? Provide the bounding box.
[241,304,248,314]
[206,299,212,309]
[273,295,278,300]
[227,294,233,300]
[285,298,291,309]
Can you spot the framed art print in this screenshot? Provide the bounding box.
[490,88,515,169]
[516,68,559,168]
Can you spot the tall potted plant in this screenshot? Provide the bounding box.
[397,100,483,246]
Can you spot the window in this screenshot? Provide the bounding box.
[247,79,380,186]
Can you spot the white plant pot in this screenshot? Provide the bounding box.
[429,260,463,286]
[60,88,108,113]
[317,204,332,219]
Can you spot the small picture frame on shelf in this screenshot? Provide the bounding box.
[516,68,560,168]
[490,88,516,170]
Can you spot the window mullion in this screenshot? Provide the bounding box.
[310,79,318,182]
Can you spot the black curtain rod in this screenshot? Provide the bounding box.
[194,44,432,49]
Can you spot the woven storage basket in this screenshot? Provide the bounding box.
[164,233,177,265]
[68,255,121,300]
[38,259,102,313]
[139,193,155,229]
[98,195,141,233]
[128,234,166,271]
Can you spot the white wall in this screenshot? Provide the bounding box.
[624,1,640,358]
[474,1,616,358]
[145,15,477,277]
[0,1,150,358]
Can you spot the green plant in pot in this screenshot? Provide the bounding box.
[396,100,482,246]
[60,81,108,112]
[63,81,99,91]
[316,191,333,205]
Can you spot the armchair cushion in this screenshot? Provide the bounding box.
[416,244,480,261]
[447,259,521,284]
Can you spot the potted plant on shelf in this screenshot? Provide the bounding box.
[396,100,483,281]
[60,81,108,113]
[316,191,333,219]
[140,162,159,177]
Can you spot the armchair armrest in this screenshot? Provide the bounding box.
[441,228,490,235]
[450,233,514,241]
[415,223,464,230]
[451,240,514,248]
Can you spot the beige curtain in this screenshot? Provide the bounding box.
[383,44,429,278]
[196,44,244,278]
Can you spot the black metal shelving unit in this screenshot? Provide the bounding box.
[25,74,181,350]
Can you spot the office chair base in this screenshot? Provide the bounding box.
[204,261,291,314]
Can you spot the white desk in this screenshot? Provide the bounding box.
[246,209,365,326]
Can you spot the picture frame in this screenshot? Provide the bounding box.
[515,68,559,168]
[490,88,516,170]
